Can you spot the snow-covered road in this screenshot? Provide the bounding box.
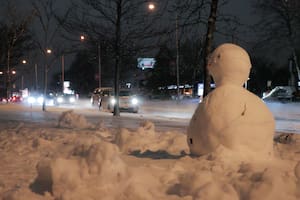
[0,98,299,133]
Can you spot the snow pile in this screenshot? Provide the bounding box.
[32,141,129,200]
[187,43,275,161]
[0,116,300,200]
[115,120,189,155]
[58,110,93,129]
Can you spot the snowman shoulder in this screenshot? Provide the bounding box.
[202,85,273,118]
[202,85,247,106]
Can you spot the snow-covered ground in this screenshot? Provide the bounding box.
[0,107,299,200]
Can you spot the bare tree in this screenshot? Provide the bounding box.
[30,0,71,111]
[63,0,168,116]
[169,0,240,97]
[0,0,35,100]
[202,0,219,97]
[253,0,300,89]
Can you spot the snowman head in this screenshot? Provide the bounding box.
[208,43,251,87]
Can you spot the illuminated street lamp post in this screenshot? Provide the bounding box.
[42,48,52,111]
[148,3,155,10]
[21,59,27,90]
[148,3,180,100]
[80,35,102,88]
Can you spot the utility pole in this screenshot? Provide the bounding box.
[98,43,101,88]
[35,63,38,91]
[176,13,180,101]
[6,49,11,101]
[61,54,65,93]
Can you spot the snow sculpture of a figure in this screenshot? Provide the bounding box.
[187,43,275,160]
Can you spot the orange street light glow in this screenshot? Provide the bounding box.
[148,3,155,10]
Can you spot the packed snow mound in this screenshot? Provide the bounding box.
[207,43,251,87]
[58,110,93,129]
[187,43,275,160]
[115,120,189,155]
[0,121,300,200]
[32,141,129,200]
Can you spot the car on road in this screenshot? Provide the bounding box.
[106,89,140,113]
[91,87,113,108]
[91,88,140,113]
[54,93,77,105]
[9,95,23,103]
[262,86,300,102]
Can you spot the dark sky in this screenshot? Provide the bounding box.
[1,0,260,90]
[224,0,257,25]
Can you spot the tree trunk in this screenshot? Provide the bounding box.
[113,0,122,116]
[42,65,48,111]
[6,49,11,101]
[202,0,218,97]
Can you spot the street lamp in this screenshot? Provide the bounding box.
[43,48,52,111]
[148,3,155,10]
[148,3,180,100]
[80,35,102,88]
[175,13,180,101]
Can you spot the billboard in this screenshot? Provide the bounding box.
[137,58,156,70]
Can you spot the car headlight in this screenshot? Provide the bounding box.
[28,96,36,104]
[131,98,138,105]
[69,97,75,103]
[110,98,116,105]
[57,97,63,103]
[37,96,44,104]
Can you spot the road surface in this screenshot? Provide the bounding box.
[0,98,299,133]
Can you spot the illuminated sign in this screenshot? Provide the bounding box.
[137,58,156,69]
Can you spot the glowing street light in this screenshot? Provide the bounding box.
[148,3,155,10]
[80,35,102,88]
[22,59,27,64]
[148,2,180,100]
[46,48,52,54]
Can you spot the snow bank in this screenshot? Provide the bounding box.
[58,110,93,129]
[1,112,300,200]
[115,120,189,155]
[32,141,129,200]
